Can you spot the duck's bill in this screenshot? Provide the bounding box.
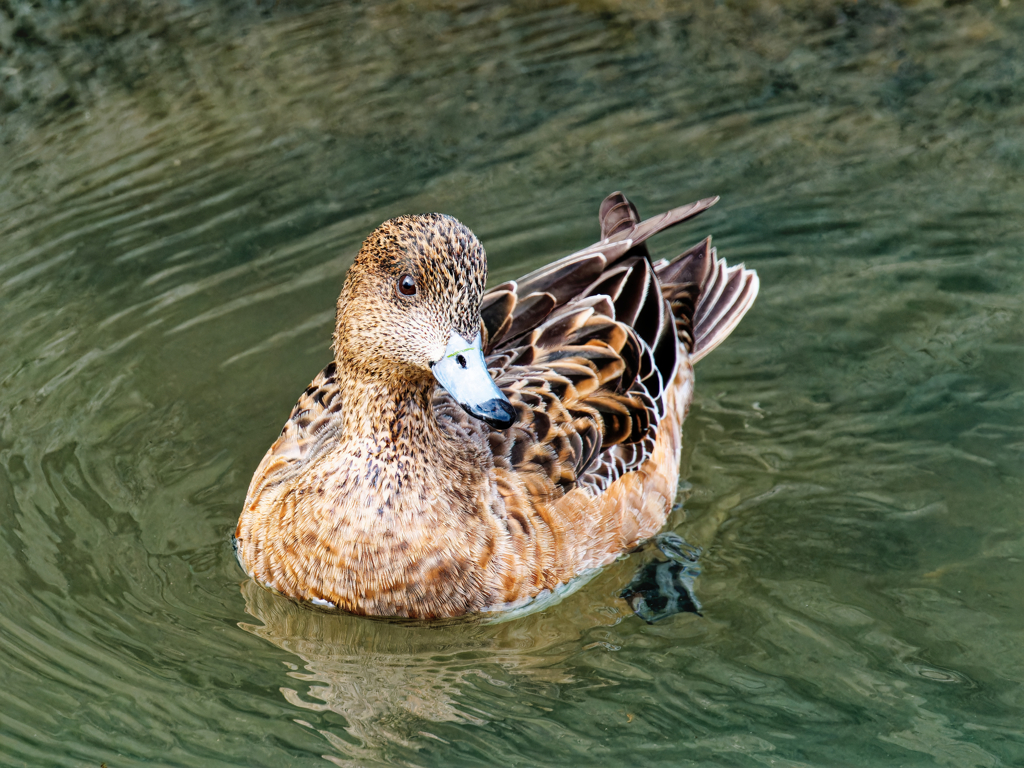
[431,331,516,429]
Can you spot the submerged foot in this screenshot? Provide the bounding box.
[620,532,703,623]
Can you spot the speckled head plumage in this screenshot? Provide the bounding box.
[333,213,488,376]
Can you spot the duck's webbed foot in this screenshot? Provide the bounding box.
[620,532,702,623]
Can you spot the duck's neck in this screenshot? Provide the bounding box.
[337,365,447,457]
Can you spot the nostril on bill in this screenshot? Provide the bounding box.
[456,354,467,369]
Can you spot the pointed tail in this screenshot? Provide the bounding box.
[655,236,759,363]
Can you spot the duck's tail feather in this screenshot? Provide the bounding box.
[484,192,757,363]
[655,236,759,364]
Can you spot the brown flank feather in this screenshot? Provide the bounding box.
[234,192,759,619]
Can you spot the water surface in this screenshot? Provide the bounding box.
[1,1,1022,766]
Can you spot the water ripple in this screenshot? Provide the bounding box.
[1,1,1023,766]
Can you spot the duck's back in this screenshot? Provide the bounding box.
[432,192,758,602]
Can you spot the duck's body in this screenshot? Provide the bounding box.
[234,192,758,619]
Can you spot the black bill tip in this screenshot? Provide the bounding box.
[476,397,516,430]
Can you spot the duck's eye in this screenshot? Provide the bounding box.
[398,274,417,296]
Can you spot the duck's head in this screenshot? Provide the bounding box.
[334,214,516,430]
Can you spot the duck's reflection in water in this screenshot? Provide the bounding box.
[238,580,621,764]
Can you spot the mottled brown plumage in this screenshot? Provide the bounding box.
[234,192,758,619]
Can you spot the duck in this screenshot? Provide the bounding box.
[234,191,758,620]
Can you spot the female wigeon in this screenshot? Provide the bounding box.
[234,192,758,619]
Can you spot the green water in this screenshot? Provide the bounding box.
[1,1,1022,765]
